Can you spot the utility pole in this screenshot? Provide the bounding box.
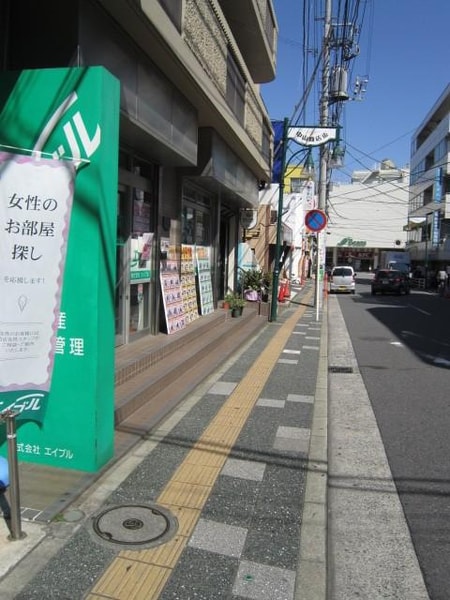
[314,0,332,320]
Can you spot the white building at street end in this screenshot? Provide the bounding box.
[325,160,410,271]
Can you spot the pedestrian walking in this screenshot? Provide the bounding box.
[437,269,448,295]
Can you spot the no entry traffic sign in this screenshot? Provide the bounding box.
[305,209,327,232]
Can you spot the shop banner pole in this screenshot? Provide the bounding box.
[270,118,289,323]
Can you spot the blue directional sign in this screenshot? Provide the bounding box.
[305,209,327,232]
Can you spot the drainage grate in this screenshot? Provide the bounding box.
[90,503,178,550]
[328,366,354,373]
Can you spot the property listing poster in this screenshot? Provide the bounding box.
[160,240,186,334]
[130,232,154,281]
[0,153,75,422]
[181,244,199,324]
[195,246,214,315]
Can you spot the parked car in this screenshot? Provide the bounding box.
[329,266,356,294]
[371,269,410,295]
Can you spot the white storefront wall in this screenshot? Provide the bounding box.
[326,178,409,269]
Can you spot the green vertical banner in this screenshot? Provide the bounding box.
[0,67,120,471]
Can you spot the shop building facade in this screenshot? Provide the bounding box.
[406,83,450,275]
[0,0,277,345]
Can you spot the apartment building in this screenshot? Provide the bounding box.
[0,0,277,345]
[406,83,450,275]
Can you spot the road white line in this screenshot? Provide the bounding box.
[408,305,431,316]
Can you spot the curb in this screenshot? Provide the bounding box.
[295,298,328,599]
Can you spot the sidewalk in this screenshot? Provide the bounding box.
[0,282,327,599]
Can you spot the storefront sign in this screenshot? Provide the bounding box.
[240,209,258,229]
[0,67,120,472]
[434,167,443,203]
[432,210,440,248]
[0,153,75,421]
[337,237,367,247]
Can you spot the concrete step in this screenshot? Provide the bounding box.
[115,305,268,434]
[115,310,227,388]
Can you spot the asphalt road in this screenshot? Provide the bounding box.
[335,273,450,600]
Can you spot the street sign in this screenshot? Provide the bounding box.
[288,126,337,146]
[305,209,327,232]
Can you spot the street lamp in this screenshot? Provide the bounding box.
[304,149,315,175]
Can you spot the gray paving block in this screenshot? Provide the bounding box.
[159,547,237,600]
[287,394,314,403]
[233,559,296,600]
[208,381,238,395]
[274,426,311,454]
[221,458,266,482]
[188,518,247,558]
[256,398,286,408]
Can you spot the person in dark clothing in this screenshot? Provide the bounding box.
[0,456,10,520]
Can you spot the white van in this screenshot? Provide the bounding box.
[329,266,356,294]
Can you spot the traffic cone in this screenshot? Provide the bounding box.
[284,279,291,300]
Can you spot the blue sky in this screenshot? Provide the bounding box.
[262,0,450,182]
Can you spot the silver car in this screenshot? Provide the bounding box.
[329,266,356,294]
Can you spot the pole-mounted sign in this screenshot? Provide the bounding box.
[305,209,328,232]
[288,126,337,147]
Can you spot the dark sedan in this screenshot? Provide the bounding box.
[371,269,411,295]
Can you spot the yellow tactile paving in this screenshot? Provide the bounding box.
[87,558,169,600]
[171,462,221,487]
[120,534,187,566]
[158,480,211,509]
[183,448,226,468]
[200,424,243,446]
[88,293,313,599]
[162,505,201,537]
[214,410,250,427]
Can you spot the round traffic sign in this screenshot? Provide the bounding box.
[305,209,327,232]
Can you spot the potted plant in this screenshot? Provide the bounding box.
[229,294,246,317]
[240,268,272,302]
[240,268,263,301]
[222,293,234,310]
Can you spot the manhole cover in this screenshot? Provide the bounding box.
[328,366,354,373]
[90,503,178,550]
